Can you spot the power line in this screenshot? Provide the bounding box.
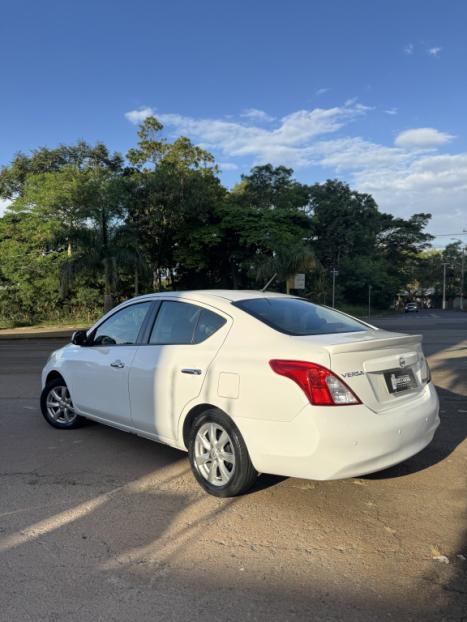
[430,231,467,238]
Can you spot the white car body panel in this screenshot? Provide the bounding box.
[233,383,438,479]
[42,290,440,481]
[63,344,138,426]
[128,299,232,441]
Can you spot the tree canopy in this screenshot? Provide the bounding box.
[0,115,448,327]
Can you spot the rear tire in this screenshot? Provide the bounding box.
[40,378,85,429]
[188,409,258,497]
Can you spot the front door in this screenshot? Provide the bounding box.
[129,300,230,441]
[67,301,152,426]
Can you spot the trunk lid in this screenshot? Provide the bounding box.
[296,329,427,412]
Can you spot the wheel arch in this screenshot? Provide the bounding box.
[181,403,231,449]
[45,370,66,385]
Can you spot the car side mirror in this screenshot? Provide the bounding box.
[71,329,89,346]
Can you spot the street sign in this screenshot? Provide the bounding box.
[294,273,306,289]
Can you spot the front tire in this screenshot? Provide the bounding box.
[40,378,84,429]
[188,409,258,497]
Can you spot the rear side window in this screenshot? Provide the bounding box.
[233,298,366,336]
[149,301,226,345]
[194,309,226,343]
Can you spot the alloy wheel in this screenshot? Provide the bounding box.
[194,422,236,486]
[46,385,77,425]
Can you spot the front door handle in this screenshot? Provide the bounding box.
[110,360,125,369]
[181,368,202,375]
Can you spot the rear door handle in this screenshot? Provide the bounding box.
[181,368,202,375]
[110,360,125,369]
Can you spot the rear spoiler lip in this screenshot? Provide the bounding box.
[325,333,423,355]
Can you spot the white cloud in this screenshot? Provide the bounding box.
[240,108,275,122]
[384,107,398,115]
[316,88,329,96]
[218,162,239,171]
[305,134,467,231]
[404,43,414,55]
[131,103,466,234]
[314,137,408,172]
[304,137,467,233]
[354,152,467,233]
[159,101,370,166]
[394,127,454,148]
[124,106,155,124]
[428,46,442,57]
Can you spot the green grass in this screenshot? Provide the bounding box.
[0,316,98,331]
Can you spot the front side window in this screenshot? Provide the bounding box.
[92,302,152,346]
[149,301,226,345]
[233,297,367,336]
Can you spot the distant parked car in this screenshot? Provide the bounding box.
[405,302,419,313]
[41,291,439,497]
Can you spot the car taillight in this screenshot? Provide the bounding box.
[269,359,361,406]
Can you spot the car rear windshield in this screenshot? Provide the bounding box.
[233,297,367,336]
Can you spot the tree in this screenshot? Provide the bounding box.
[0,127,439,326]
[61,167,129,311]
[377,212,433,301]
[0,210,66,324]
[126,116,221,290]
[12,167,89,256]
[220,165,312,289]
[0,142,122,199]
[307,180,433,306]
[309,179,382,269]
[256,243,317,293]
[1,143,128,312]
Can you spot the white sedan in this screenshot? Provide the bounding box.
[41,290,440,496]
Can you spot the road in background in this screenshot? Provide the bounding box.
[0,312,466,621]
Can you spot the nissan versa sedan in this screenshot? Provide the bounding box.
[41,291,440,497]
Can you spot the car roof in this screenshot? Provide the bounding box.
[131,290,292,303]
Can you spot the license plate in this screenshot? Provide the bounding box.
[385,369,417,393]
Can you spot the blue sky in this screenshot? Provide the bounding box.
[1,0,466,242]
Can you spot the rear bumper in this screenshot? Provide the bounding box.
[237,382,440,480]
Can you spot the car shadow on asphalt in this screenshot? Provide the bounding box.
[249,472,287,493]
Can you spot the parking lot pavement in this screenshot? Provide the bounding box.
[0,313,466,621]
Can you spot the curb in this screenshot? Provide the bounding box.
[0,329,76,340]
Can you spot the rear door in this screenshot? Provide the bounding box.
[129,300,231,441]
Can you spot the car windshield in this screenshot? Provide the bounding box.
[233,297,367,336]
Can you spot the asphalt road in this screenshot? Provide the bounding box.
[0,311,466,621]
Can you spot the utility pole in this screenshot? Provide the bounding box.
[442,263,449,310]
[368,284,372,320]
[331,268,338,308]
[461,246,465,311]
[448,237,466,311]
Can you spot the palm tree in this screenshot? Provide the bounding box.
[256,243,317,293]
[60,172,132,312]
